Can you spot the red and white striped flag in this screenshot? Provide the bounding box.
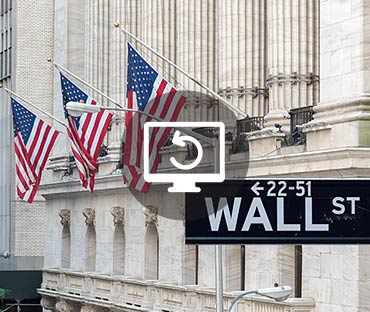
[123,43,186,192]
[11,98,59,203]
[60,73,113,192]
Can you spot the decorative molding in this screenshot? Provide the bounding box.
[83,208,96,226]
[40,269,315,312]
[59,209,71,226]
[266,72,319,87]
[40,296,56,310]
[111,206,125,225]
[144,206,158,226]
[218,86,268,98]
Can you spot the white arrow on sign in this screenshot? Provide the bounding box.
[170,130,203,170]
[251,181,264,196]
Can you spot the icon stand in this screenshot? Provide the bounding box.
[168,181,201,193]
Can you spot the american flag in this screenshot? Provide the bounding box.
[123,43,186,192]
[11,98,59,203]
[60,73,113,192]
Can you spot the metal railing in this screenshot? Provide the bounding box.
[285,106,314,146]
[230,117,265,154]
[290,106,314,133]
[237,117,264,134]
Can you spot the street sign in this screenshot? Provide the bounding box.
[185,179,370,244]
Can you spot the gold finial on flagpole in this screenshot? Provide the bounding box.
[0,83,3,89]
[47,57,53,62]
[114,22,120,28]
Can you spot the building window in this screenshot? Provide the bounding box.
[85,224,96,272]
[0,0,12,80]
[61,225,71,269]
[240,245,245,291]
[295,245,303,297]
[113,224,125,275]
[145,223,159,280]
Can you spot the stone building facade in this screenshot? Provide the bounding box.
[0,0,54,301]
[1,0,369,311]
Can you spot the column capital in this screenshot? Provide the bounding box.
[55,299,80,312]
[40,296,56,310]
[81,304,109,312]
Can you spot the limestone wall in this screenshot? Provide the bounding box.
[0,0,54,270]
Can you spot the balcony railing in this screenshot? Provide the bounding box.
[230,117,265,154]
[290,106,314,133]
[237,117,264,134]
[39,269,315,312]
[286,106,314,146]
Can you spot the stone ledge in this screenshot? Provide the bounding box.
[246,128,286,141]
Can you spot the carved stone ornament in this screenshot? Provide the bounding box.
[55,300,80,312]
[59,209,71,226]
[83,208,96,225]
[81,304,109,312]
[144,206,158,226]
[111,206,124,225]
[40,296,56,310]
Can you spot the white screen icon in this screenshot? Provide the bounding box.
[143,122,225,193]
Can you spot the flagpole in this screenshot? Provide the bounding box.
[49,59,125,110]
[2,87,67,128]
[114,22,248,119]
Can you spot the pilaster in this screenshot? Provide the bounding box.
[305,0,370,151]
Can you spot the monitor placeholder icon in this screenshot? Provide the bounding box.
[143,122,225,193]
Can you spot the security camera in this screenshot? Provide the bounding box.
[281,111,290,119]
[257,286,292,302]
[0,251,10,259]
[274,123,282,131]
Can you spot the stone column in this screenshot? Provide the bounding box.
[85,0,110,103]
[142,0,177,85]
[107,0,143,160]
[218,0,268,125]
[50,0,87,173]
[176,0,218,123]
[265,0,319,129]
[53,0,87,155]
[84,0,113,158]
[305,0,370,151]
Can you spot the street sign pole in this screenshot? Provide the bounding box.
[213,137,223,312]
[215,245,223,312]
